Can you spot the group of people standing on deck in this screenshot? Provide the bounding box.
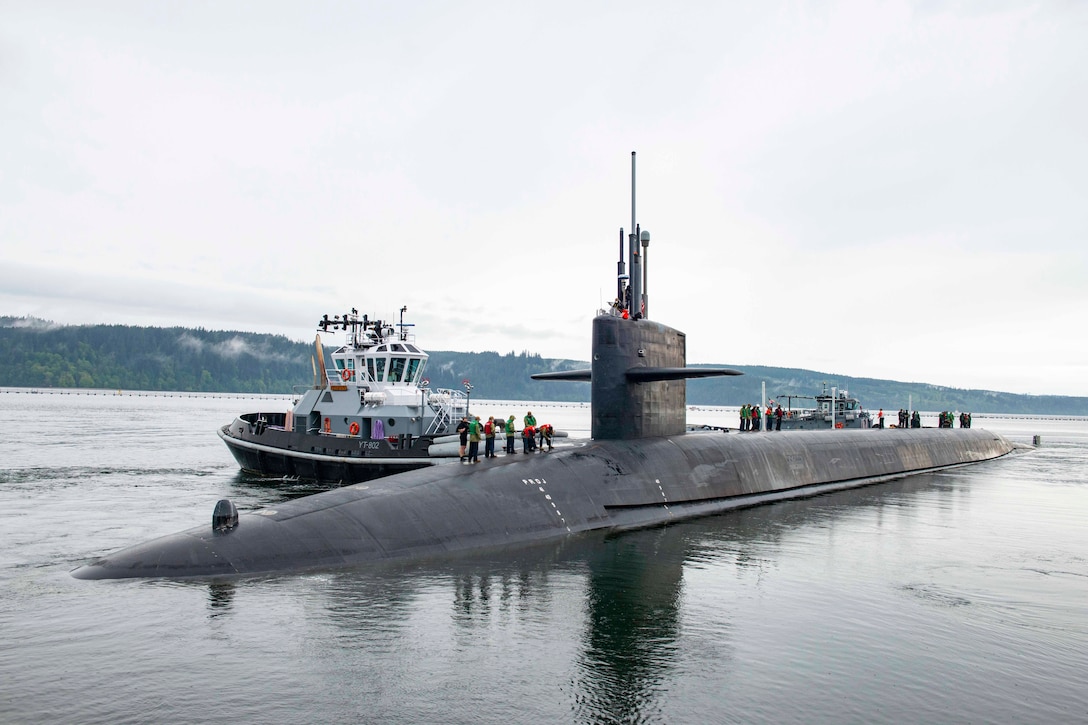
[456,410,555,464]
[891,409,971,428]
[897,409,922,428]
[738,403,784,432]
[939,411,972,428]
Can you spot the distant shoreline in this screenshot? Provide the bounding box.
[3,386,1085,422]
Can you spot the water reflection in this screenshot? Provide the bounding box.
[573,530,685,723]
[453,570,537,621]
[207,581,236,615]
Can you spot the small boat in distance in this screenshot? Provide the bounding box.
[218,307,470,484]
[775,384,872,430]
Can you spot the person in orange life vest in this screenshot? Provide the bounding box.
[523,411,537,452]
[537,423,553,451]
[484,416,497,458]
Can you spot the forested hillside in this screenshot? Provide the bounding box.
[0,316,588,399]
[2,316,1086,415]
[0,318,307,394]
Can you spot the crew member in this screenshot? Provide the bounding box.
[484,416,497,458]
[505,415,517,454]
[456,417,469,462]
[467,416,482,463]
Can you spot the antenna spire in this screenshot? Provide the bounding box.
[629,152,642,318]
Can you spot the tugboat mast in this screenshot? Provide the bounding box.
[397,305,413,341]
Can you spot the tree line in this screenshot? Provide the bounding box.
[2,316,1086,415]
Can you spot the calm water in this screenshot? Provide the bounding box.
[1,390,1086,724]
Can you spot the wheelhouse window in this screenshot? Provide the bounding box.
[388,357,407,382]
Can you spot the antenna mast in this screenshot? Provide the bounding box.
[628,152,642,319]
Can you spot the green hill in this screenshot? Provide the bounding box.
[2,316,1085,415]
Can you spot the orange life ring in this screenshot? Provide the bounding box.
[348,421,360,436]
[323,418,331,434]
[341,369,353,381]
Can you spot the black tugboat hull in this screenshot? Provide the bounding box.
[218,418,446,484]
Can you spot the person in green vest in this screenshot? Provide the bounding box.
[505,415,517,454]
[467,415,482,463]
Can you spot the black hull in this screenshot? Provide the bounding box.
[74,428,1015,579]
[218,416,445,485]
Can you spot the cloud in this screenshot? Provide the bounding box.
[2,1,1086,396]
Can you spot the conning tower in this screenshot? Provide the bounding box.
[533,152,741,440]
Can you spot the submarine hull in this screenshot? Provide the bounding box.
[72,427,1013,579]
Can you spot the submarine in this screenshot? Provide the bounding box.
[72,153,1014,580]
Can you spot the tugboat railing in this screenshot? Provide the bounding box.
[425,388,468,436]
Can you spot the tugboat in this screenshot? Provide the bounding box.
[775,384,872,430]
[218,307,469,484]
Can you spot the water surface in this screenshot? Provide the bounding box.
[2,391,1085,723]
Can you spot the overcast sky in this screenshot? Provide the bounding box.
[2,1,1086,396]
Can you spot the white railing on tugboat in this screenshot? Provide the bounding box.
[425,388,468,436]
